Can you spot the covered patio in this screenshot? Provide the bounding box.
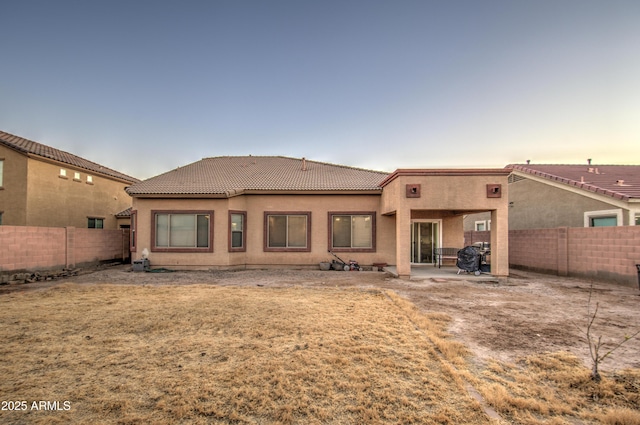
[379,168,512,279]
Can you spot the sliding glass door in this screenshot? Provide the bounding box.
[411,221,440,264]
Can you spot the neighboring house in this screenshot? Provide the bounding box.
[508,163,640,229]
[126,156,511,278]
[0,130,140,229]
[464,162,640,230]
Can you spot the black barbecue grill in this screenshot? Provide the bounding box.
[456,246,489,276]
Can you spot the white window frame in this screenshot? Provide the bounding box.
[584,209,623,227]
[0,159,4,187]
[474,220,491,231]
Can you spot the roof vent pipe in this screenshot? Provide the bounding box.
[526,159,530,165]
[588,158,592,165]
[301,157,307,171]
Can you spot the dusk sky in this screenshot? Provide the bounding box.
[2,0,638,179]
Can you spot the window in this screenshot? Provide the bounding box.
[474,220,491,231]
[59,168,67,177]
[0,159,4,187]
[330,213,375,251]
[86,175,93,184]
[88,218,104,228]
[0,212,3,225]
[590,217,617,227]
[152,211,213,252]
[265,212,310,251]
[74,171,81,181]
[229,211,246,251]
[636,214,640,226]
[584,209,622,227]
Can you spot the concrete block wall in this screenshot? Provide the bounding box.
[74,228,130,266]
[509,228,560,275]
[464,230,490,246]
[467,226,640,285]
[566,226,640,285]
[0,226,66,271]
[0,226,130,274]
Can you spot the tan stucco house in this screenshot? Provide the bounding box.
[126,156,511,278]
[0,130,140,229]
[465,163,640,231]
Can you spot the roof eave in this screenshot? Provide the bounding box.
[380,168,513,187]
[127,188,383,198]
[26,153,140,184]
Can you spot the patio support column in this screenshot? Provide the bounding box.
[395,209,412,278]
[490,208,508,277]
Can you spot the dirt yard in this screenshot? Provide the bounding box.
[7,265,639,372]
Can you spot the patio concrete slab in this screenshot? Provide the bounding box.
[384,265,499,281]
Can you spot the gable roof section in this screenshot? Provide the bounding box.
[0,130,140,184]
[508,164,640,201]
[126,156,388,197]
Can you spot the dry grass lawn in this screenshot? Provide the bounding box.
[0,283,486,424]
[1,279,639,424]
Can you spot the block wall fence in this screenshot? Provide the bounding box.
[0,226,130,273]
[465,226,640,286]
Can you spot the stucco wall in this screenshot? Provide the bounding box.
[382,175,507,212]
[0,145,29,225]
[509,177,621,229]
[132,194,396,269]
[24,158,133,229]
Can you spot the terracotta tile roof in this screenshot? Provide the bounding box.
[115,207,132,218]
[0,130,140,183]
[126,156,388,196]
[508,164,640,201]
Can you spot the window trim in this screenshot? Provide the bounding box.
[151,210,214,253]
[328,211,376,253]
[0,158,4,189]
[474,220,491,231]
[264,211,311,252]
[584,209,622,227]
[130,210,137,252]
[229,211,247,252]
